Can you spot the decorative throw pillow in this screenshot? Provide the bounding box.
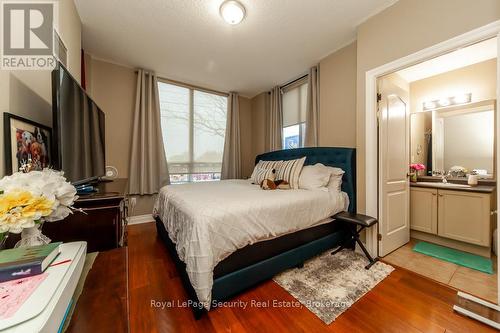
[275,157,306,189]
[298,163,331,191]
[252,166,275,185]
[251,160,283,184]
[325,166,345,192]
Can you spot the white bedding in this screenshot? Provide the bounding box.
[153,179,348,309]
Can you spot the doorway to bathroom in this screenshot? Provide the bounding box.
[377,37,498,305]
[364,21,500,328]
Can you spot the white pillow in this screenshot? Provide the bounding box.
[325,166,345,192]
[298,164,331,190]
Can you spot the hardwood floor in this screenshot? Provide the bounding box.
[128,222,496,332]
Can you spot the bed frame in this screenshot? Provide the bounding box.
[155,147,356,318]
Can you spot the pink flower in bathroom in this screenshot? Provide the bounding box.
[410,163,426,171]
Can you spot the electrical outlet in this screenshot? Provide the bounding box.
[130,197,137,209]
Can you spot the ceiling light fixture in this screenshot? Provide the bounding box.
[220,0,245,25]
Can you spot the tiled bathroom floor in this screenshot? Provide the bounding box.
[383,239,498,303]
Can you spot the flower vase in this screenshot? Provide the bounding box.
[410,173,418,183]
[15,224,51,248]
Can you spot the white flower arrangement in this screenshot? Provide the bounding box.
[0,169,79,235]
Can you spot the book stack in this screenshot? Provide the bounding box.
[0,242,62,282]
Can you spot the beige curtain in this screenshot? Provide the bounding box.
[267,86,283,151]
[221,92,241,179]
[305,65,320,147]
[128,69,169,195]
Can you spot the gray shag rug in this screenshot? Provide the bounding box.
[274,249,394,324]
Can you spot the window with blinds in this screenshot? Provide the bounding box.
[157,81,228,183]
[282,79,308,149]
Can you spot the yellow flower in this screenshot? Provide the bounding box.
[21,196,54,218]
[0,190,34,214]
[0,208,35,233]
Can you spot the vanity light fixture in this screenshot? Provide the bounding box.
[438,98,450,107]
[220,0,246,25]
[453,93,471,104]
[423,101,437,110]
[422,93,471,111]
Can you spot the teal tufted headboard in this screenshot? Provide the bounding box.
[255,147,356,213]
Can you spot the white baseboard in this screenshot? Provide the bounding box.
[127,214,154,225]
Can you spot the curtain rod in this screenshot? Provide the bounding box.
[281,73,308,90]
[135,70,230,97]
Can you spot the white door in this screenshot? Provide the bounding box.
[378,75,410,256]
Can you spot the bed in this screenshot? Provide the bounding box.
[154,147,356,318]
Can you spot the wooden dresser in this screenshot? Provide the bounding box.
[6,179,129,252]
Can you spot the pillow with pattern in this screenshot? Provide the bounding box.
[275,157,306,189]
[250,160,283,184]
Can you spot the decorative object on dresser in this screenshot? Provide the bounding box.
[3,113,52,175]
[0,169,79,248]
[4,179,128,252]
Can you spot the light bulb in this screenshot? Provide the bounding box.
[453,94,470,104]
[424,101,436,110]
[438,98,450,107]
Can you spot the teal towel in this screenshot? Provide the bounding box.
[413,241,493,274]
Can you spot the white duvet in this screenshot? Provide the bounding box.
[153,179,348,309]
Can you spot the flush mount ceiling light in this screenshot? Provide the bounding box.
[422,93,471,111]
[220,0,246,25]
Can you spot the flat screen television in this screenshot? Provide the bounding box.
[52,63,105,185]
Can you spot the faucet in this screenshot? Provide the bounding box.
[441,171,451,184]
[432,170,450,183]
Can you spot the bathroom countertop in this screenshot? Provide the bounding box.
[411,181,495,193]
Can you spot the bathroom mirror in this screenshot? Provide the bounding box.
[410,100,496,179]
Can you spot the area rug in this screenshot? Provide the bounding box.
[273,249,394,324]
[413,241,493,274]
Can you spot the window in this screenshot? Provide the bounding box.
[282,80,308,149]
[158,81,228,184]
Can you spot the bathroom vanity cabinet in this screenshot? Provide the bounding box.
[410,184,496,257]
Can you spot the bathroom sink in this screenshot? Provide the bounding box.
[415,182,472,189]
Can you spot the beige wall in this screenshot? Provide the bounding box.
[319,41,357,147]
[88,58,136,179]
[410,59,497,113]
[356,0,500,212]
[57,0,82,83]
[0,0,81,177]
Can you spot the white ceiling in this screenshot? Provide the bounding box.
[397,37,498,83]
[74,0,398,97]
